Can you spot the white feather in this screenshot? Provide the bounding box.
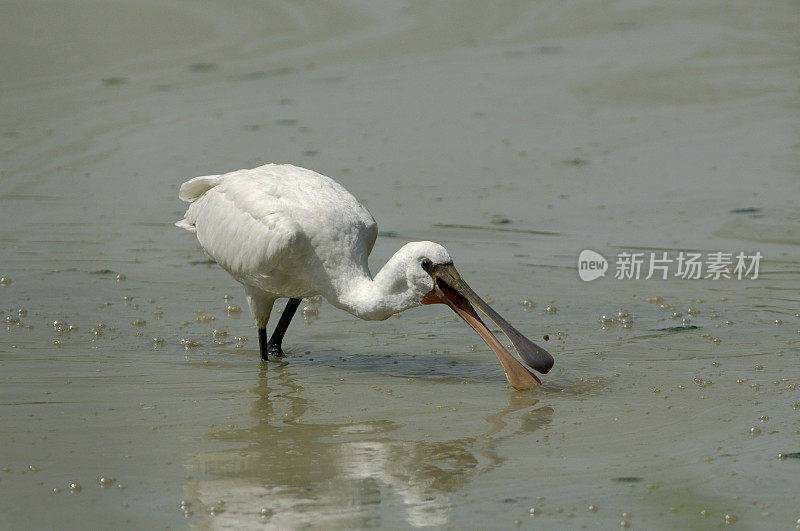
[178,174,224,202]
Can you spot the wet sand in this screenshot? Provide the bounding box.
[1,0,799,528]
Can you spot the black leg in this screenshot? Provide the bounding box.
[266,298,302,359]
[258,327,268,361]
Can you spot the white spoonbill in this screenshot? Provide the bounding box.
[176,164,553,389]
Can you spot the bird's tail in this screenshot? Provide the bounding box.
[176,173,225,232]
[178,174,223,202]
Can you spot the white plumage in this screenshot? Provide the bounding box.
[177,163,553,390]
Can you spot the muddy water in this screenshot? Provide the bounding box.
[1,1,799,528]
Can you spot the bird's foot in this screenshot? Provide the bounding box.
[265,342,286,360]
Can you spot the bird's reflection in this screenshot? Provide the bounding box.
[183,365,553,528]
[477,392,555,474]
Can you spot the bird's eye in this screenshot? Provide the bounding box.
[420,258,433,272]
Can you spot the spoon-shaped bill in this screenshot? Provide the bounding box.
[431,263,555,374]
[433,280,541,390]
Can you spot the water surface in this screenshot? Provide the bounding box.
[1,1,799,528]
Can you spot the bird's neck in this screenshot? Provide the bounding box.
[329,252,422,321]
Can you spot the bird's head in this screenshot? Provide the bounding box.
[400,241,555,390]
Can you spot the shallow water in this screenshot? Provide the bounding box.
[1,0,799,528]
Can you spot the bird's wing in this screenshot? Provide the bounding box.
[251,164,379,262]
[177,164,378,293]
[178,169,307,285]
